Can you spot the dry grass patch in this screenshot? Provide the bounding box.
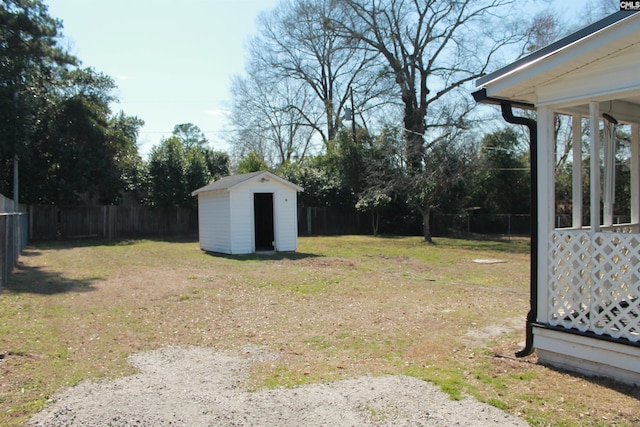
[0,235,638,426]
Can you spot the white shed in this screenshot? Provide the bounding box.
[474,11,640,385]
[192,171,303,255]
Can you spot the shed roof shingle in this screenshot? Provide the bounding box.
[191,171,303,195]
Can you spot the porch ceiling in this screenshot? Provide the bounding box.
[555,93,640,124]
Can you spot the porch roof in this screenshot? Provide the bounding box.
[475,11,640,118]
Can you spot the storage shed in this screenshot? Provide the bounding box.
[192,171,303,254]
[473,11,640,385]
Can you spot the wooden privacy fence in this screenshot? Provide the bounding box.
[29,205,373,240]
[30,205,198,241]
[298,207,370,236]
[29,205,539,241]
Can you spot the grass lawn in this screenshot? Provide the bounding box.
[0,235,638,426]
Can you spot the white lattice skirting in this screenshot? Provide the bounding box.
[549,230,640,343]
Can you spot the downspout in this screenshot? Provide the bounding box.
[472,89,537,357]
[500,103,537,358]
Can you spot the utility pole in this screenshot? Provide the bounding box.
[13,92,19,212]
[350,88,356,145]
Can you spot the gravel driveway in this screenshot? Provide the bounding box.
[27,346,528,426]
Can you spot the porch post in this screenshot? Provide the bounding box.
[631,124,639,225]
[603,116,615,227]
[537,107,555,323]
[572,114,583,228]
[589,102,601,232]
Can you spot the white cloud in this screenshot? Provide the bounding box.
[206,109,230,117]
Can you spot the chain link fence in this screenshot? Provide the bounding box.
[0,195,28,290]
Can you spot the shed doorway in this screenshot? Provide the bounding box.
[254,193,274,251]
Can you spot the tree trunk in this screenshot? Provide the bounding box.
[371,210,379,236]
[403,100,426,173]
[422,204,433,243]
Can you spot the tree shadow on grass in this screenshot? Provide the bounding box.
[5,254,98,295]
[29,238,142,251]
[404,234,531,254]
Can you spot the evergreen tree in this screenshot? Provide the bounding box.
[471,127,530,215]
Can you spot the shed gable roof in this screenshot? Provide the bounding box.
[191,171,303,195]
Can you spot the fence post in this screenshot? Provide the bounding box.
[0,212,30,290]
[2,216,8,289]
[29,205,33,241]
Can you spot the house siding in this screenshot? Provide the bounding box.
[474,12,640,386]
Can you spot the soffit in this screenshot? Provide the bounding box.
[478,12,640,113]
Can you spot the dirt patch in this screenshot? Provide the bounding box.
[461,317,524,348]
[27,346,528,427]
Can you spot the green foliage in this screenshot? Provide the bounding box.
[328,128,367,206]
[0,0,76,200]
[470,127,530,215]
[172,123,207,150]
[107,112,147,202]
[146,130,222,208]
[278,128,370,208]
[172,122,229,186]
[148,137,188,208]
[202,148,229,180]
[13,68,145,205]
[0,2,149,206]
[184,148,211,207]
[237,150,269,174]
[277,158,338,207]
[356,126,404,234]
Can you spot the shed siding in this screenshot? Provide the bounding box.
[227,188,252,254]
[232,179,299,253]
[195,172,300,255]
[197,191,231,253]
[275,187,298,251]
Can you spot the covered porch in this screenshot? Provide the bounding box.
[474,11,640,385]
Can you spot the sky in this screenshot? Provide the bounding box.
[45,0,595,160]
[46,0,280,158]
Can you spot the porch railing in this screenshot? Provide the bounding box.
[548,226,639,343]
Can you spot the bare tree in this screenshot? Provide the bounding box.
[583,0,620,25]
[249,0,397,147]
[520,10,591,172]
[331,0,528,241]
[228,66,319,168]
